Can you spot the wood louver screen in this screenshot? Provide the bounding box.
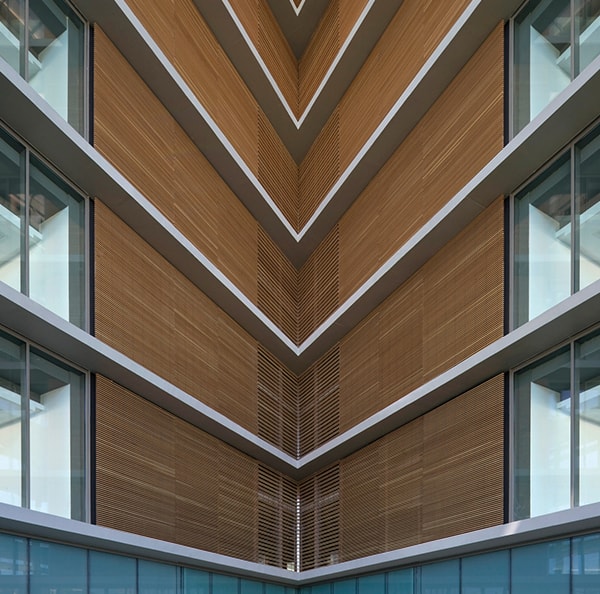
[257,227,298,343]
[257,346,298,457]
[258,465,297,569]
[299,464,340,570]
[298,345,340,457]
[298,225,340,343]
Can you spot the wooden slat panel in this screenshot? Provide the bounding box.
[339,310,380,433]
[125,0,260,172]
[299,1,339,114]
[422,198,504,382]
[422,375,505,540]
[339,0,372,41]
[258,1,298,115]
[96,375,176,543]
[338,23,504,301]
[257,346,298,456]
[298,345,340,457]
[298,109,340,229]
[339,440,384,561]
[218,446,259,561]
[299,465,340,570]
[258,115,299,233]
[228,0,259,46]
[94,27,258,301]
[258,465,297,569]
[95,200,259,432]
[298,225,339,343]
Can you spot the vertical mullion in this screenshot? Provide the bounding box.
[571,145,579,296]
[19,0,28,80]
[571,342,579,509]
[21,342,30,510]
[23,148,30,298]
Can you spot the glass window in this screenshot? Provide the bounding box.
[212,574,239,594]
[332,580,354,594]
[572,533,600,593]
[0,329,86,520]
[358,575,383,594]
[513,121,600,327]
[90,551,136,594]
[511,540,570,594]
[387,569,413,594]
[513,0,600,135]
[0,0,86,134]
[462,550,509,594]
[184,568,211,594]
[30,540,87,594]
[138,560,177,594]
[0,533,27,594]
[0,126,86,329]
[420,559,459,594]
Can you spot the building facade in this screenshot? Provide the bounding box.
[1,0,600,591]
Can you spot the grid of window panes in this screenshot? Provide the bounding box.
[0,328,86,520]
[3,531,600,594]
[0,0,86,134]
[513,326,600,520]
[512,0,600,136]
[513,119,600,328]
[0,124,86,328]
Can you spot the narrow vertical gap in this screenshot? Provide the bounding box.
[503,372,511,524]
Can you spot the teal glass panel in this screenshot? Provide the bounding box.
[387,569,413,594]
[90,550,136,594]
[333,579,355,594]
[573,533,600,593]
[213,573,239,594]
[576,0,600,72]
[358,574,384,594]
[30,540,87,594]
[241,579,263,594]
[0,0,25,73]
[266,584,286,594]
[512,539,570,594]
[285,588,297,594]
[421,559,460,594]
[183,568,210,594]
[0,533,27,594]
[462,550,509,594]
[312,585,331,594]
[138,559,177,594]
[299,587,312,594]
[513,345,571,519]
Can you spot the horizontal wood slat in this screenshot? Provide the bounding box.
[94,200,259,432]
[339,23,504,300]
[298,225,340,343]
[336,375,504,563]
[94,27,259,301]
[257,346,298,456]
[96,375,260,561]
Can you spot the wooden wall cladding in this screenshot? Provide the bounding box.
[298,225,340,343]
[298,345,340,457]
[94,200,259,433]
[298,110,341,230]
[257,346,298,456]
[258,465,297,569]
[299,464,340,571]
[95,375,260,560]
[94,27,259,302]
[338,375,504,563]
[338,23,504,300]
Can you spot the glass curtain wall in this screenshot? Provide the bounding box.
[0,0,85,134]
[513,121,600,327]
[513,327,600,520]
[0,328,86,520]
[0,126,86,328]
[512,0,600,136]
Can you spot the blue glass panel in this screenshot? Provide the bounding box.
[183,568,210,594]
[358,574,384,594]
[0,533,27,594]
[213,573,239,594]
[333,579,355,594]
[299,587,312,594]
[241,578,263,594]
[421,559,459,594]
[266,584,285,594]
[285,588,297,594]
[512,540,570,594]
[573,533,600,593]
[312,584,331,594]
[90,550,136,594]
[30,540,87,594]
[387,569,413,594]
[462,550,509,594]
[138,559,177,594]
